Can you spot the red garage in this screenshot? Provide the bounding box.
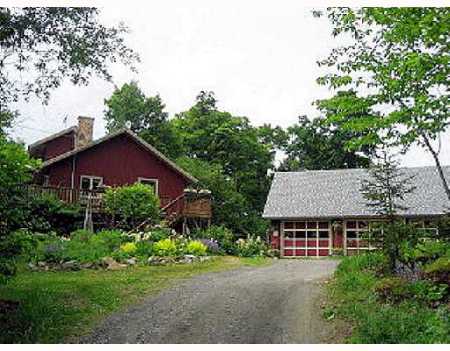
[263,168,449,257]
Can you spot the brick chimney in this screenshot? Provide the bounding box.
[76,116,94,148]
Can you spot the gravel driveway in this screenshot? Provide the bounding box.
[83,259,339,344]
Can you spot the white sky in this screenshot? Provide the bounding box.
[9,2,450,167]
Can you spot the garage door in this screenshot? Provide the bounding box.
[281,221,330,257]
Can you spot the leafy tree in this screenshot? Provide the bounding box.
[0,7,138,126]
[361,149,418,272]
[176,157,266,236]
[0,136,40,282]
[104,81,181,158]
[315,8,450,201]
[172,91,276,214]
[280,114,372,171]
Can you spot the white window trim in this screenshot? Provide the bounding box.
[137,177,159,196]
[281,220,331,257]
[344,220,379,255]
[80,175,103,190]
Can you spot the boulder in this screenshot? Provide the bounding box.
[61,260,80,271]
[101,256,127,270]
[125,258,137,266]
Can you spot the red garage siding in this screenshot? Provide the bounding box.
[44,133,191,200]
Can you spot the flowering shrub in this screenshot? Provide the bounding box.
[235,236,269,257]
[153,238,177,256]
[120,242,137,255]
[199,239,220,254]
[185,240,207,256]
[192,225,236,254]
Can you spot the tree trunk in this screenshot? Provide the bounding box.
[421,134,450,203]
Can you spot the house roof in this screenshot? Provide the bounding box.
[40,129,198,183]
[263,166,450,220]
[28,125,77,151]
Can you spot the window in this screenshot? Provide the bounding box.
[138,177,158,195]
[80,176,103,190]
[345,220,377,254]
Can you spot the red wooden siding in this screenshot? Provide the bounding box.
[30,131,76,161]
[43,133,191,200]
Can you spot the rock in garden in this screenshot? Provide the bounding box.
[61,260,80,271]
[81,262,94,269]
[101,256,127,270]
[37,261,46,267]
[125,258,137,266]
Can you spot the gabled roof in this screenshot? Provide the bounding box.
[40,129,198,183]
[263,166,450,220]
[28,125,77,151]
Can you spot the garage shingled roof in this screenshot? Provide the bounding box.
[263,166,450,220]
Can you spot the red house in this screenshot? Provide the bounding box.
[29,117,211,229]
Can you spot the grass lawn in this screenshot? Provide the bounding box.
[324,254,450,343]
[0,256,270,343]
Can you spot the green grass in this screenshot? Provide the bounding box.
[0,256,270,343]
[325,254,450,343]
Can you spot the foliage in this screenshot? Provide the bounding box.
[315,8,450,201]
[373,277,411,303]
[153,239,177,257]
[401,240,450,263]
[0,8,138,111]
[24,192,83,235]
[361,150,419,271]
[185,240,207,256]
[134,241,154,259]
[177,157,262,235]
[31,229,126,264]
[0,137,40,235]
[328,254,450,343]
[104,183,160,231]
[279,108,373,171]
[192,225,236,254]
[104,81,181,158]
[198,239,220,254]
[172,91,279,225]
[235,236,269,257]
[70,229,93,243]
[120,242,137,255]
[0,138,41,283]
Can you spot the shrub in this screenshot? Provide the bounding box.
[374,277,411,303]
[185,240,207,256]
[104,183,160,230]
[235,236,269,257]
[144,227,171,242]
[409,280,448,304]
[193,225,236,254]
[70,229,93,242]
[8,229,40,259]
[153,239,177,257]
[135,241,154,258]
[120,242,137,255]
[92,230,124,251]
[25,192,82,235]
[198,239,220,254]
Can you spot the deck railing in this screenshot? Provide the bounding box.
[23,185,212,219]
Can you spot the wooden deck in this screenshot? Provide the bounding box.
[24,184,212,221]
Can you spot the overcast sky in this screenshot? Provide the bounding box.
[9,3,450,167]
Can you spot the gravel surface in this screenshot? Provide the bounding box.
[82,259,339,344]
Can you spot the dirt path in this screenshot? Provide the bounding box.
[82,259,338,344]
